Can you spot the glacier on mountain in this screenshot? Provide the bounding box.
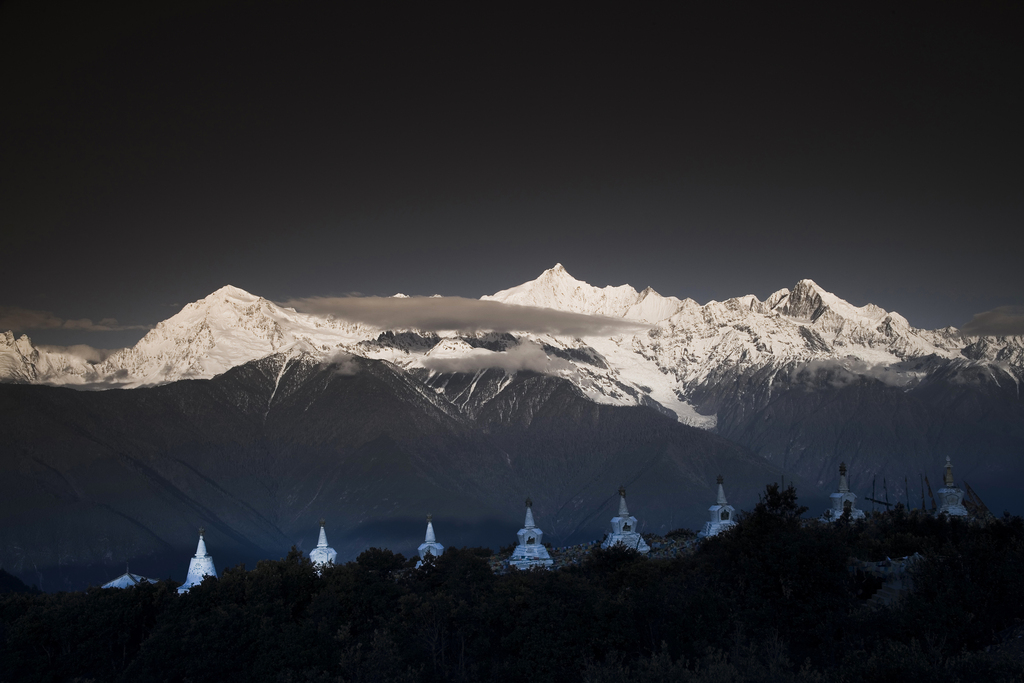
[2,267,1021,431]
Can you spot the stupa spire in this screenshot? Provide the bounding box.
[310,519,337,570]
[195,527,208,557]
[716,475,728,505]
[317,518,329,548]
[416,513,444,566]
[617,486,630,516]
[699,475,738,537]
[838,462,850,493]
[178,527,218,593]
[523,498,536,529]
[937,456,968,516]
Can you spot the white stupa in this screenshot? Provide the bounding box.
[309,519,338,571]
[101,565,158,589]
[820,462,865,522]
[936,456,968,517]
[698,475,738,538]
[177,528,218,594]
[601,486,650,553]
[416,514,445,567]
[508,498,553,570]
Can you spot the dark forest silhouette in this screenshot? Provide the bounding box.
[2,485,1022,682]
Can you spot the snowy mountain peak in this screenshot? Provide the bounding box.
[764,288,791,311]
[207,284,257,300]
[791,279,851,312]
[485,264,660,320]
[529,263,595,291]
[777,279,887,327]
[794,278,822,291]
[209,284,253,296]
[1,331,27,351]
[79,287,377,387]
[780,279,829,321]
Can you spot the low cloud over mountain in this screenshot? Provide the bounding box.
[422,341,574,375]
[37,344,122,364]
[283,295,649,336]
[786,359,917,388]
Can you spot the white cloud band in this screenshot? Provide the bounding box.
[283,296,649,337]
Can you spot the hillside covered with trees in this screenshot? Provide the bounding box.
[2,486,1022,683]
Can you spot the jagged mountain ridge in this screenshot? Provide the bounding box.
[5,266,1019,423]
[3,266,1023,502]
[0,331,98,384]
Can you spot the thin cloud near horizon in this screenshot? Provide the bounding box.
[960,306,1024,337]
[283,295,650,336]
[0,306,151,334]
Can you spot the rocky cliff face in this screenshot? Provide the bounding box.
[0,331,101,384]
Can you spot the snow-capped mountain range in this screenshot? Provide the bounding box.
[3,265,1022,429]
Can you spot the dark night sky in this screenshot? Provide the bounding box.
[2,2,1022,348]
